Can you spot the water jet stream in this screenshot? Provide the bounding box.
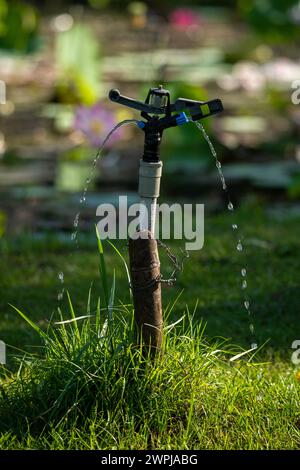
[194,121,257,349]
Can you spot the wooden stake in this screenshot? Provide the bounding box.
[129,230,163,352]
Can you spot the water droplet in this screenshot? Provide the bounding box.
[220,176,227,190]
[241,268,247,277]
[237,240,243,251]
[216,161,222,169]
[251,343,258,349]
[249,323,254,334]
[71,232,77,241]
[228,202,234,211]
[232,224,238,230]
[244,300,250,310]
[80,196,86,204]
[73,213,80,228]
[58,272,64,283]
[86,178,91,185]
[242,280,247,289]
[58,292,63,301]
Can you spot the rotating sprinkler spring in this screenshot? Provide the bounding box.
[109,85,223,353]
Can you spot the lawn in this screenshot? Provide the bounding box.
[0,200,300,449]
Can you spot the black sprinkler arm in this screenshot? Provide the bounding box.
[174,97,223,121]
[109,85,223,162]
[109,89,166,115]
[109,88,223,121]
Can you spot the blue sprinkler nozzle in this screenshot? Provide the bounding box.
[176,112,190,126]
[137,121,146,129]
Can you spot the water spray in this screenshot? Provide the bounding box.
[109,85,223,352]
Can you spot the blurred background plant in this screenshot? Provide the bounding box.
[1,5,300,446]
[54,23,102,105]
[237,0,300,44]
[0,0,39,53]
[0,0,299,229]
[73,102,121,146]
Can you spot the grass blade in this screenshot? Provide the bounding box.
[66,291,80,341]
[229,345,258,362]
[106,240,131,298]
[95,226,109,310]
[9,304,50,342]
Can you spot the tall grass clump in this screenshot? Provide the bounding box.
[0,288,221,444]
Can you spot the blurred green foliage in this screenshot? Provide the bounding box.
[55,24,102,105]
[25,0,240,20]
[87,0,110,8]
[56,160,92,191]
[60,147,94,162]
[265,87,290,113]
[288,173,300,199]
[238,0,300,43]
[0,0,39,53]
[0,210,6,237]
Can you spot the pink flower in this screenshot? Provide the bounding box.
[74,103,122,148]
[169,8,202,31]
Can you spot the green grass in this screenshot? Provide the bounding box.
[1,301,300,450]
[0,199,300,449]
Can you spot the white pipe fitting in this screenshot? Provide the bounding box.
[138,160,163,235]
[138,160,163,199]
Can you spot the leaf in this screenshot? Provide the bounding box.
[107,240,131,298]
[164,315,185,333]
[9,304,50,342]
[95,226,109,310]
[55,315,93,325]
[229,345,258,362]
[66,291,80,340]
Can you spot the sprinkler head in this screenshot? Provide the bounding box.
[109,85,223,162]
[109,86,223,122]
[146,85,171,115]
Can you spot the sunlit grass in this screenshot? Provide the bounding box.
[1,301,299,449]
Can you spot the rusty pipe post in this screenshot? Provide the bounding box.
[129,230,163,352]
